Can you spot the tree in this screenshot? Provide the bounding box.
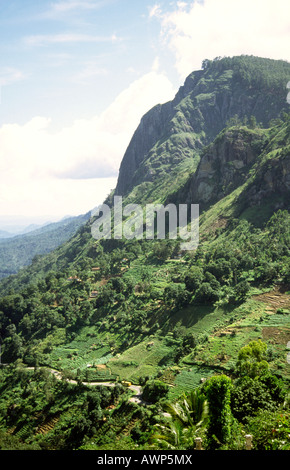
[226,114,242,127]
[152,241,173,261]
[231,280,250,303]
[142,380,169,403]
[231,373,286,423]
[235,340,269,378]
[249,115,257,129]
[149,420,184,450]
[166,389,208,427]
[201,59,212,70]
[194,282,219,304]
[206,259,231,283]
[2,332,24,362]
[184,266,203,292]
[150,389,208,450]
[246,409,290,450]
[204,375,234,449]
[163,284,190,308]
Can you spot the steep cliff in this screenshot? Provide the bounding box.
[177,120,290,228]
[237,121,290,214]
[186,126,267,207]
[114,56,290,200]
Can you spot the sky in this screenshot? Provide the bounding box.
[0,0,290,226]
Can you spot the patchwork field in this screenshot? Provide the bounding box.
[36,286,289,396]
[184,292,290,379]
[108,338,173,383]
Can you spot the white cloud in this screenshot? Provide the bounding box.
[36,0,110,22]
[52,0,103,13]
[0,70,175,217]
[151,56,160,72]
[153,0,290,79]
[149,4,162,18]
[0,67,26,87]
[24,33,120,46]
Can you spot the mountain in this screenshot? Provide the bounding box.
[0,212,91,279]
[17,223,48,235]
[0,219,51,236]
[0,230,14,239]
[114,55,290,205]
[0,55,289,451]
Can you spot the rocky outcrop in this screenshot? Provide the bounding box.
[186,128,266,207]
[183,120,290,214]
[240,150,290,209]
[114,102,174,196]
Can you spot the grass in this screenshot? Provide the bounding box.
[48,327,113,372]
[108,337,173,383]
[179,297,290,378]
[160,302,235,341]
[239,196,284,228]
[37,277,289,385]
[168,365,219,400]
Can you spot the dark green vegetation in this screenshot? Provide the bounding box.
[0,213,90,279]
[0,56,289,450]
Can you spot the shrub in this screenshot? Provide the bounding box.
[203,374,234,449]
[194,282,220,304]
[231,376,277,423]
[142,380,169,403]
[246,410,290,450]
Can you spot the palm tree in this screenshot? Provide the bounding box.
[149,421,185,450]
[183,388,209,426]
[165,389,208,427]
[149,388,208,450]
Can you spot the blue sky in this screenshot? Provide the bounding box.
[0,0,289,224]
[0,0,174,127]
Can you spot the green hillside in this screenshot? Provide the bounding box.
[0,56,289,451]
[0,213,90,279]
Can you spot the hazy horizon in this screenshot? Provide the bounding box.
[0,213,82,233]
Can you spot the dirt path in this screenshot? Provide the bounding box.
[27,366,144,400]
[128,385,143,404]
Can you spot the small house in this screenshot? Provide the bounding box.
[90,291,99,298]
[67,276,82,282]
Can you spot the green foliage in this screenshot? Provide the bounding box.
[142,380,169,403]
[203,55,290,99]
[231,373,286,423]
[204,374,234,449]
[0,365,126,450]
[246,410,290,450]
[149,420,185,450]
[235,340,269,378]
[150,388,208,450]
[0,430,41,450]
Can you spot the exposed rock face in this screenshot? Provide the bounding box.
[115,102,174,196]
[114,56,290,198]
[185,123,290,212]
[187,128,265,206]
[242,151,290,209]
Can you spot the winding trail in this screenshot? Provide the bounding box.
[27,367,144,403]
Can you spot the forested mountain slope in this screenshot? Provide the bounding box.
[0,55,289,451]
[0,212,90,279]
